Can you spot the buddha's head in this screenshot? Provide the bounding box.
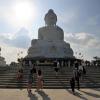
[44,9,57,26]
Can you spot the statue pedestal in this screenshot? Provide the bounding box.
[28,39,74,58]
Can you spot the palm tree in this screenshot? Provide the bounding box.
[93,56,97,60]
[93,56,100,61]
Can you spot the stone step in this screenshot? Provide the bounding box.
[0,66,100,89]
[0,83,100,89]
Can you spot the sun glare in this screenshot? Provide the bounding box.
[13,1,36,25]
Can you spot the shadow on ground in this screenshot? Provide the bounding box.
[37,90,51,100]
[80,90,100,98]
[67,89,88,100]
[28,92,38,100]
[92,88,100,92]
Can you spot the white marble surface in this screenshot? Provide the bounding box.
[27,9,74,58]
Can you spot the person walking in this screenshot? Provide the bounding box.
[54,61,60,76]
[29,61,32,68]
[36,69,44,91]
[75,70,80,90]
[70,77,75,94]
[73,67,80,90]
[82,61,86,75]
[27,70,34,93]
[16,68,23,81]
[74,61,79,70]
[31,64,37,79]
[79,63,83,79]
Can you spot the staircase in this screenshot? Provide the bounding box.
[0,65,100,89]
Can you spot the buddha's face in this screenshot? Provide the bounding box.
[45,9,57,26]
[47,13,56,25]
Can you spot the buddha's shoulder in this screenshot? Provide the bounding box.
[56,26,63,32]
[38,26,63,33]
[38,26,47,32]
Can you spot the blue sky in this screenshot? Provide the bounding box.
[0,0,100,64]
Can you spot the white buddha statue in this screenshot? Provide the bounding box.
[27,9,74,58]
[38,9,64,41]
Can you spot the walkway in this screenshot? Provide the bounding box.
[0,88,100,100]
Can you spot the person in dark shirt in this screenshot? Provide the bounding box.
[74,61,79,70]
[31,65,37,80]
[75,70,80,90]
[70,77,75,94]
[54,61,60,76]
[31,67,36,74]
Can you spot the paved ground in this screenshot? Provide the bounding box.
[0,88,100,100]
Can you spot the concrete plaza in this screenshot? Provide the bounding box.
[0,88,100,100]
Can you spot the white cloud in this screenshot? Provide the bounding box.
[0,28,31,48]
[0,28,31,64]
[0,43,27,64]
[65,32,100,48]
[64,32,100,60]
